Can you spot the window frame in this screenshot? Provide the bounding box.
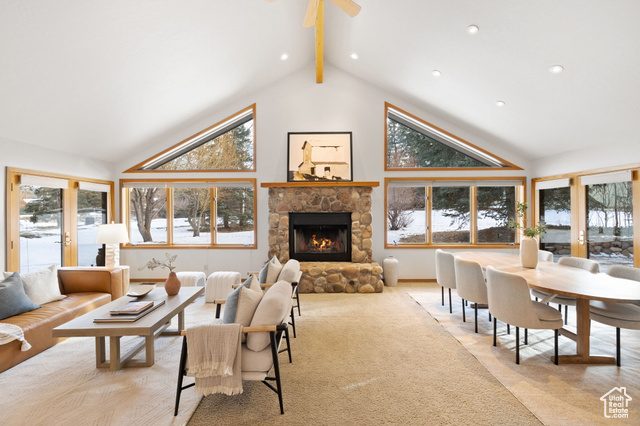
[120,178,257,249]
[384,102,522,171]
[533,165,640,268]
[125,104,257,173]
[6,167,115,271]
[384,177,526,249]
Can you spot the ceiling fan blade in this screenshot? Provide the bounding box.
[303,0,320,27]
[331,0,361,17]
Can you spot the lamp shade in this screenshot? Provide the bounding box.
[95,223,130,244]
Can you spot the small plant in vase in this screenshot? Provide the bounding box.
[508,202,547,268]
[139,253,181,295]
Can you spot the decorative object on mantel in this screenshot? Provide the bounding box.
[287,132,352,182]
[138,254,181,295]
[508,202,547,269]
[382,256,399,287]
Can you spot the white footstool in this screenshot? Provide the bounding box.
[176,271,206,287]
[205,271,242,303]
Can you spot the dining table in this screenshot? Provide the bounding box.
[455,251,640,365]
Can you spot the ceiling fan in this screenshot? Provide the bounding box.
[267,0,361,27]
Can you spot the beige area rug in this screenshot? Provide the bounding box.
[188,285,541,425]
[408,283,640,425]
[0,297,221,426]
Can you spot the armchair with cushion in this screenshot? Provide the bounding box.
[174,280,293,415]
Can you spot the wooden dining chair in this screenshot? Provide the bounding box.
[454,257,489,333]
[486,266,564,364]
[435,250,456,314]
[531,256,599,324]
[589,265,640,366]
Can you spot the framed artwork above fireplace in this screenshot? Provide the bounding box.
[287,132,353,182]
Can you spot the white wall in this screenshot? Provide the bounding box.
[532,140,640,178]
[0,136,115,270]
[117,64,531,280]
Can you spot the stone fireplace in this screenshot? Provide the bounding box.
[264,182,383,293]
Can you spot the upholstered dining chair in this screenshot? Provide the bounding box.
[538,250,554,262]
[486,266,564,364]
[531,256,599,324]
[454,257,488,333]
[589,265,640,366]
[435,249,456,314]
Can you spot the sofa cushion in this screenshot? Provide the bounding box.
[0,273,41,320]
[222,277,258,324]
[233,287,263,327]
[246,280,291,352]
[265,256,283,283]
[4,265,66,305]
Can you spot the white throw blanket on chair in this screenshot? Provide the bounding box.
[0,323,31,351]
[185,322,243,395]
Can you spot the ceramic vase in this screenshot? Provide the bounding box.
[383,256,399,287]
[520,236,539,269]
[164,271,181,295]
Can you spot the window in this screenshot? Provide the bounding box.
[537,179,572,261]
[385,103,520,170]
[385,178,524,248]
[122,179,256,248]
[534,169,638,271]
[127,105,256,172]
[6,169,114,272]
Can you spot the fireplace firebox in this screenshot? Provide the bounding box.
[289,212,352,261]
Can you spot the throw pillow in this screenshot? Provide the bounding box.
[222,277,256,324]
[0,273,41,320]
[258,262,269,283]
[266,256,283,283]
[234,287,263,327]
[3,265,65,305]
[278,259,300,283]
[246,280,292,352]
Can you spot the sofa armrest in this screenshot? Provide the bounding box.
[58,267,128,300]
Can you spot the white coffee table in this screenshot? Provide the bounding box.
[53,287,203,371]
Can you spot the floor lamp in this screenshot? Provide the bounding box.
[95,223,129,268]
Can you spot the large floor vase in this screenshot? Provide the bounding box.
[520,236,539,269]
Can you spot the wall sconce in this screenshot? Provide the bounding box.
[95,223,129,268]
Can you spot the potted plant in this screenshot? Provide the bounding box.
[508,202,547,268]
[139,253,181,295]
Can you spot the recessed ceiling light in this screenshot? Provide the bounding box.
[549,65,564,74]
[280,53,289,61]
[467,25,479,34]
[350,52,359,60]
[496,100,505,107]
[432,70,441,77]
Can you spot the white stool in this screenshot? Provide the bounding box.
[176,271,206,287]
[205,271,242,303]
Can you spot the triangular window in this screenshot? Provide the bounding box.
[385,103,520,170]
[127,105,255,172]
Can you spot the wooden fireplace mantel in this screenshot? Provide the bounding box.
[261,181,379,188]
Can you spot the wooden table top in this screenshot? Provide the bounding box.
[52,287,203,338]
[455,252,640,303]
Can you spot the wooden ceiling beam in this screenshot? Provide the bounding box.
[315,0,324,83]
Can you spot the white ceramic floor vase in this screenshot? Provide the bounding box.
[520,236,539,268]
[383,256,399,287]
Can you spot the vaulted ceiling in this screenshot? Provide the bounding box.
[2,1,639,164]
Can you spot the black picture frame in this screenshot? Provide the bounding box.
[287,132,353,182]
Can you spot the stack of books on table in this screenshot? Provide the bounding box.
[93,300,165,323]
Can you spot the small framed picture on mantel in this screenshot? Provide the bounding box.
[287,132,353,182]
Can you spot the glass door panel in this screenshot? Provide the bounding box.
[19,185,63,273]
[77,189,107,266]
[586,181,633,272]
[539,186,572,261]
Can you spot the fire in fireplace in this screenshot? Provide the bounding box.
[289,212,352,261]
